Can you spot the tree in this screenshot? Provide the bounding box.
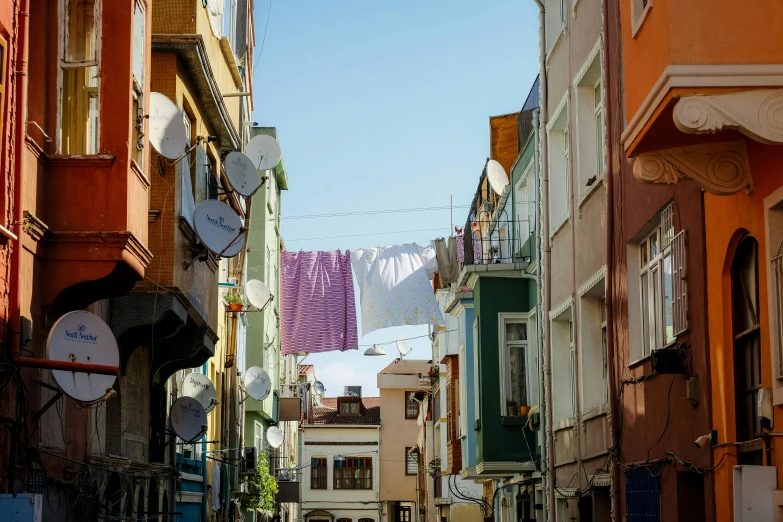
[241,453,278,512]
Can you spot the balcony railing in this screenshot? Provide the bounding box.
[280,384,302,398]
[269,454,298,482]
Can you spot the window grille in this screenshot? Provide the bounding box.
[625,468,661,522]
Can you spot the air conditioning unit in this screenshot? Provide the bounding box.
[734,465,776,522]
[241,446,258,474]
[344,386,362,397]
[0,494,43,521]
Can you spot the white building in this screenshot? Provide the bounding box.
[301,393,382,522]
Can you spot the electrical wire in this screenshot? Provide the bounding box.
[275,204,470,221]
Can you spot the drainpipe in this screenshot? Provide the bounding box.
[602,0,621,516]
[527,0,553,520]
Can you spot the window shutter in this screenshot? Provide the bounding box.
[672,230,688,336]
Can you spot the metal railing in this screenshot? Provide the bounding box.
[269,454,298,482]
[280,383,302,398]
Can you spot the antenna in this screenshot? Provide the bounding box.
[266,426,284,449]
[245,134,282,171]
[47,311,119,403]
[312,381,326,396]
[193,200,246,258]
[396,340,412,358]
[170,396,208,443]
[242,366,271,403]
[486,160,509,195]
[224,151,264,197]
[245,279,274,310]
[149,93,188,160]
[179,372,219,415]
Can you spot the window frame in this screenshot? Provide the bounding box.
[405,447,418,476]
[458,344,467,437]
[546,92,570,237]
[498,312,531,415]
[333,457,372,490]
[405,391,420,420]
[310,457,327,490]
[631,0,653,38]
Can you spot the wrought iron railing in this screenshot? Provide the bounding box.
[269,454,298,482]
[280,383,302,398]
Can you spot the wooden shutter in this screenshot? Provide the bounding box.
[672,230,688,336]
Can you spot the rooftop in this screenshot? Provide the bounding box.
[306,397,381,425]
[379,359,432,376]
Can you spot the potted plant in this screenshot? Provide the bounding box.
[506,400,518,416]
[224,293,244,312]
[519,405,531,417]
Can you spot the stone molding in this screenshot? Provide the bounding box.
[674,89,783,144]
[633,141,752,196]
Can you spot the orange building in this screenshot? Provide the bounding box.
[617,0,783,519]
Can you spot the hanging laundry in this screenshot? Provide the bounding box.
[281,250,358,355]
[351,243,444,336]
[456,233,465,263]
[434,237,459,286]
[211,460,221,511]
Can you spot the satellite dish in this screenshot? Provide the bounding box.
[170,396,208,443]
[245,279,273,310]
[180,372,218,414]
[149,92,188,160]
[246,135,282,171]
[266,426,284,449]
[397,340,412,357]
[244,366,271,401]
[47,311,119,403]
[486,160,509,195]
[193,200,245,257]
[224,151,262,197]
[312,381,326,396]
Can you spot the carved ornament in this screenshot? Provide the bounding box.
[633,141,752,196]
[674,89,783,144]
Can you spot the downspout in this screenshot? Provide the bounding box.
[602,0,621,517]
[528,0,553,519]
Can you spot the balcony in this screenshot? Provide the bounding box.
[270,453,300,504]
[620,0,783,195]
[279,384,303,422]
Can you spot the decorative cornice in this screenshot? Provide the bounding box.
[47,231,153,267]
[622,64,783,152]
[549,295,573,321]
[23,211,49,242]
[633,141,752,196]
[577,266,606,298]
[47,154,115,168]
[674,89,783,144]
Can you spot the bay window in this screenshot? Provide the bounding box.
[60,0,100,155]
[499,314,531,414]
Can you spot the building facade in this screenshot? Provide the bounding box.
[301,394,382,522]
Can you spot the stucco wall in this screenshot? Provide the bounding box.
[379,387,419,502]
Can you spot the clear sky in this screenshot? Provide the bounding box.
[249,1,540,396]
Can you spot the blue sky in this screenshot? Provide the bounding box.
[250,1,540,396]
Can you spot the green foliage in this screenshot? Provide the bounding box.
[241,453,278,512]
[224,293,245,305]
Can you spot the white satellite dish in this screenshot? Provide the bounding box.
[170,396,208,443]
[397,340,412,358]
[224,151,262,197]
[193,200,244,257]
[180,372,218,415]
[149,92,188,160]
[244,366,271,401]
[312,381,326,395]
[486,160,509,195]
[47,311,119,403]
[266,426,284,449]
[246,134,282,171]
[245,279,273,310]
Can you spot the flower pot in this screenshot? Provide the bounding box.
[228,303,244,312]
[519,405,531,416]
[507,406,518,416]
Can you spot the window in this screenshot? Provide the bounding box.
[560,0,567,24]
[732,236,762,446]
[0,36,7,152]
[638,204,675,356]
[547,95,570,235]
[631,0,653,37]
[514,162,535,252]
[206,153,219,200]
[405,448,418,475]
[551,304,574,422]
[333,457,372,490]
[578,274,608,412]
[339,399,360,416]
[337,518,352,522]
[405,392,420,419]
[574,43,604,200]
[447,379,459,443]
[499,315,529,413]
[358,518,374,522]
[769,197,783,381]
[60,0,100,155]
[458,345,467,437]
[310,458,327,489]
[625,468,661,521]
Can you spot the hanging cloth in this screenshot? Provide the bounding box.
[351,243,444,336]
[434,237,459,286]
[211,460,221,511]
[281,250,358,355]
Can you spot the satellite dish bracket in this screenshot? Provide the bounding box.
[183,243,209,270]
[219,175,268,199]
[216,226,247,258]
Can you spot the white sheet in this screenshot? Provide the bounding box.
[351,243,444,336]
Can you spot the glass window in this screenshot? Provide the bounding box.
[340,401,359,415]
[405,392,419,419]
[310,458,327,489]
[64,0,98,63]
[333,457,372,490]
[132,1,145,89]
[503,319,529,411]
[405,448,418,475]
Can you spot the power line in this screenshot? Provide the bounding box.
[250,227,450,244]
[253,0,274,73]
[274,204,470,221]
